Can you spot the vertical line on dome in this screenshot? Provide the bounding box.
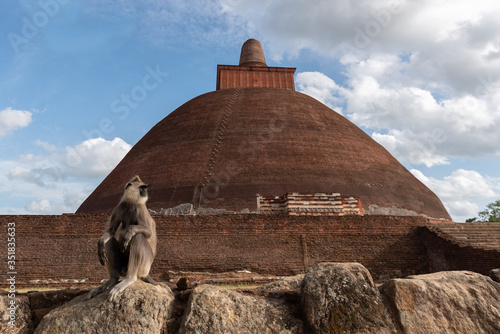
[196,87,242,208]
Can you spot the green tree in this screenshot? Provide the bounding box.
[468,200,500,222]
[478,200,500,222]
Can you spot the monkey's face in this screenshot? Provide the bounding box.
[123,175,149,204]
[139,185,148,198]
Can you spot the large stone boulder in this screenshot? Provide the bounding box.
[179,284,303,334]
[490,268,500,283]
[256,274,305,292]
[301,262,396,334]
[34,281,175,334]
[0,294,33,334]
[381,271,500,334]
[28,288,89,329]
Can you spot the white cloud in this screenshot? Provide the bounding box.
[226,0,500,87]
[63,191,89,208]
[295,71,345,112]
[373,130,449,168]
[411,169,498,221]
[84,0,248,48]
[62,137,132,178]
[0,107,33,138]
[20,154,44,163]
[35,139,56,151]
[0,160,87,214]
[25,199,71,214]
[1,137,132,214]
[356,71,500,165]
[224,1,500,167]
[444,200,480,222]
[25,199,53,213]
[411,169,497,200]
[297,53,500,166]
[10,137,131,186]
[8,164,67,187]
[8,165,46,187]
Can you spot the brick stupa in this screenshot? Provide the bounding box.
[77,39,451,220]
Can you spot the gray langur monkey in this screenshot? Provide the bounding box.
[87,175,158,302]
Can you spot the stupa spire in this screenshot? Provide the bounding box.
[216,38,296,90]
[239,38,267,67]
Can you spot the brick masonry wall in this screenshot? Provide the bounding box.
[419,227,500,274]
[216,65,296,90]
[257,192,364,216]
[0,214,497,287]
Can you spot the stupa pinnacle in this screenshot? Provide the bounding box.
[239,38,267,67]
[77,38,451,221]
[216,39,295,90]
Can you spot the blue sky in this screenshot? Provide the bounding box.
[1,0,499,221]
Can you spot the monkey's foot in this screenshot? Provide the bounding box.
[108,277,136,303]
[87,286,105,299]
[87,278,118,300]
[141,275,158,286]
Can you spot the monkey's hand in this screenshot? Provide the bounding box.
[121,229,135,252]
[98,239,107,265]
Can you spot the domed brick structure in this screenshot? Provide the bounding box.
[77,39,451,220]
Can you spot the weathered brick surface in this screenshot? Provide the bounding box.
[1,215,498,288]
[257,192,363,216]
[424,222,500,250]
[419,224,500,274]
[75,87,452,221]
[216,65,296,90]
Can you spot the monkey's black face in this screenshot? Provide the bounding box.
[123,176,149,203]
[139,185,148,197]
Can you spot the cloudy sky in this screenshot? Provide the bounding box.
[1,0,499,221]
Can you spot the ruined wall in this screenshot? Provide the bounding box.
[257,192,363,216]
[154,215,430,279]
[1,214,107,286]
[419,227,500,274]
[2,215,498,288]
[0,214,432,287]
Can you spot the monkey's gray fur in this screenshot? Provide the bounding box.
[87,175,157,302]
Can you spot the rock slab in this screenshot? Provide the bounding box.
[28,289,88,329]
[301,262,396,334]
[0,294,32,334]
[256,274,305,292]
[34,281,175,334]
[179,284,302,334]
[490,268,500,283]
[381,271,500,334]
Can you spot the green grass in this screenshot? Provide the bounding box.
[218,285,260,290]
